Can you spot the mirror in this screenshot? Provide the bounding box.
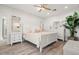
[11,16,21,32]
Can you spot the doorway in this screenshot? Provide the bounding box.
[0,17,7,46]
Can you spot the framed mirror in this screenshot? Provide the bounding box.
[11,16,21,32]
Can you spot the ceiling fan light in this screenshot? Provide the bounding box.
[37,7,41,11]
[41,8,45,11]
[47,13,50,15]
[65,6,68,9]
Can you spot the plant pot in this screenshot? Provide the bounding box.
[68,36,79,41]
[74,37,79,41]
[68,37,74,40]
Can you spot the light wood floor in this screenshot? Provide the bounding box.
[0,40,65,55]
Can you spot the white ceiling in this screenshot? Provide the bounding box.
[3,4,79,19]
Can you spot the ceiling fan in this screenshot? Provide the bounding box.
[33,4,56,12]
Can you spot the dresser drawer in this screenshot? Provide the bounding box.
[12,39,21,43]
[10,32,22,43]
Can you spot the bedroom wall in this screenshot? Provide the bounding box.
[43,12,79,40]
[0,5,79,41]
[44,12,73,31]
[0,5,43,41]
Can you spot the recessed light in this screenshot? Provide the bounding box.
[65,6,68,9]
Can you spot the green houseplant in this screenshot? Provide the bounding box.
[64,12,79,40]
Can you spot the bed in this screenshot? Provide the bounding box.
[23,32,57,52]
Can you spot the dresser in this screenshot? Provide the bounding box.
[10,32,22,46]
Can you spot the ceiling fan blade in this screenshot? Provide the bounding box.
[38,9,42,12]
[42,4,48,7]
[44,7,51,10]
[44,7,56,11]
[33,5,41,7]
[33,4,56,13]
[52,9,56,11]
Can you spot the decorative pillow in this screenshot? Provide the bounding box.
[27,30,32,33]
[35,26,44,32]
[35,27,40,32]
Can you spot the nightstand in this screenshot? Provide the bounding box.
[10,32,22,46]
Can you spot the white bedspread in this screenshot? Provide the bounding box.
[23,32,57,52]
[24,32,56,36]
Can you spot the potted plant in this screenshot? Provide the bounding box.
[64,12,79,41]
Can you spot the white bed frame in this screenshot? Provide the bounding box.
[23,32,57,52]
